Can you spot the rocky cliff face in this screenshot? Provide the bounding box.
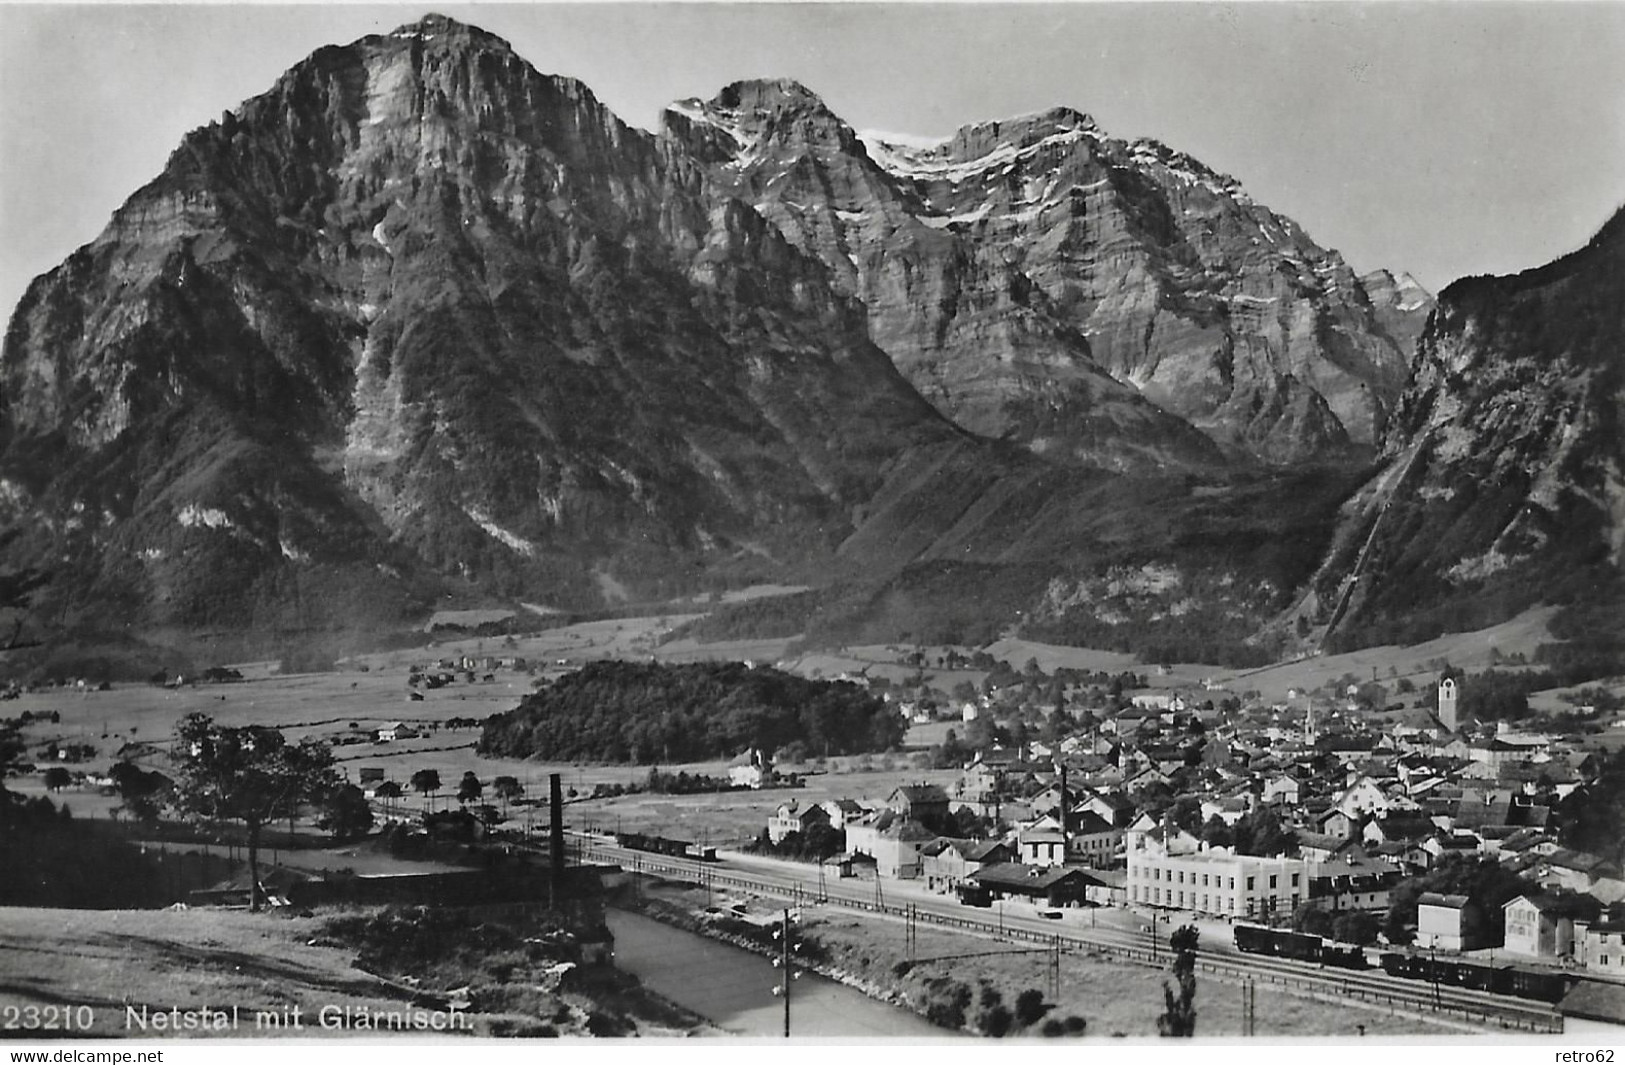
[5,14,1605,660]
[0,17,960,628]
[664,81,1431,467]
[1307,207,1625,648]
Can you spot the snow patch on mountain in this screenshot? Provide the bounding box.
[870,127,1094,185]
[177,504,232,530]
[463,505,536,556]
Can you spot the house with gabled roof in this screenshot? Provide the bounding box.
[845,809,940,879]
[888,783,951,830]
[1575,917,1625,977]
[1422,829,1483,866]
[1066,809,1121,868]
[1123,764,1172,794]
[1533,848,1619,893]
[1075,787,1135,828]
[1306,857,1403,913]
[768,799,831,844]
[1297,831,1367,863]
[1417,892,1490,951]
[1334,775,1393,820]
[921,837,1013,892]
[729,748,773,789]
[1126,813,1201,858]
[1260,773,1301,806]
[1029,781,1084,819]
[1018,819,1069,868]
[1504,892,1601,959]
[1363,813,1436,848]
[1201,793,1251,827]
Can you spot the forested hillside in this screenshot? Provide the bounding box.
[478,660,903,763]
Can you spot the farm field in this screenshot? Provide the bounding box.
[980,638,1146,677]
[1210,606,1561,703]
[6,602,1601,844]
[572,761,964,846]
[4,612,965,843]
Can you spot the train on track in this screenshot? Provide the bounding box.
[615,831,718,862]
[1232,923,1370,968]
[1378,950,1572,1004]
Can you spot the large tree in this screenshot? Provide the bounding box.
[1383,854,1539,946]
[1231,805,1298,857]
[491,775,524,817]
[169,713,338,910]
[1558,749,1625,864]
[109,761,170,826]
[1157,924,1200,1037]
[410,768,442,811]
[319,784,375,841]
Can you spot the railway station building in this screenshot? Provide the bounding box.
[1126,847,1311,920]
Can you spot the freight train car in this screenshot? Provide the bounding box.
[1234,924,1369,968]
[615,831,718,862]
[1378,950,1571,1004]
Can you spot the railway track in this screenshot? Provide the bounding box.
[582,840,1564,1034]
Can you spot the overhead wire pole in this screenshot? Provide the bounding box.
[772,907,799,1037]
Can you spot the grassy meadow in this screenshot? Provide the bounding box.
[5,600,1613,844]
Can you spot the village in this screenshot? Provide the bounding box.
[7,616,1625,1033]
[734,664,1625,994]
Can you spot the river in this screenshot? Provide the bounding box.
[605,908,952,1038]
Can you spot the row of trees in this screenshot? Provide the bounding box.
[8,713,457,910]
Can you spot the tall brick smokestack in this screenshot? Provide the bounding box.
[550,772,565,879]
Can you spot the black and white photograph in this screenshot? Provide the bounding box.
[1,0,1624,1048]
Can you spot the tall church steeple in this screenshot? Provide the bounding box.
[1438,677,1459,732]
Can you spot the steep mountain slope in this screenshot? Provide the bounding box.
[8,14,1598,666]
[0,16,962,631]
[663,81,1432,467]
[1310,206,1625,649]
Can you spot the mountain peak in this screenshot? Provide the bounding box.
[1030,105,1100,132]
[381,13,516,53]
[713,78,830,115]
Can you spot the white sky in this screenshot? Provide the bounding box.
[3,2,1624,322]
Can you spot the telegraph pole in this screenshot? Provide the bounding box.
[772,908,799,1037]
[782,909,792,1037]
[1049,935,1061,999]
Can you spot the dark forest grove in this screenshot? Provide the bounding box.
[478,660,904,763]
